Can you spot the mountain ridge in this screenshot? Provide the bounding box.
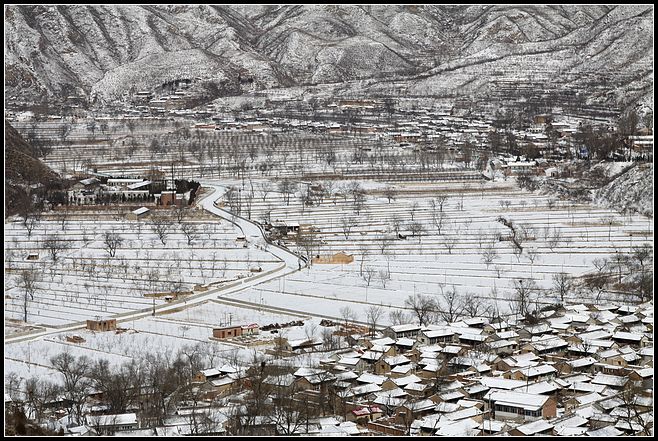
[4,5,653,110]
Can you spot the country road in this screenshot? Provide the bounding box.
[5,182,305,345]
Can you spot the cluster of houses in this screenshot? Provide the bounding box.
[59,300,652,436]
[67,174,191,208]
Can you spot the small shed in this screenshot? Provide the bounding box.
[312,251,354,265]
[213,326,243,339]
[86,319,117,332]
[126,207,150,221]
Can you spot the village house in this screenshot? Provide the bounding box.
[374,355,412,375]
[126,206,150,221]
[68,177,102,205]
[417,328,457,345]
[86,413,138,435]
[485,390,557,422]
[383,324,422,340]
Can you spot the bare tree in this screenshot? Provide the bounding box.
[339,306,356,335]
[173,206,189,224]
[365,304,385,337]
[43,235,69,262]
[103,232,123,258]
[616,381,653,436]
[20,205,42,238]
[24,377,62,424]
[150,214,171,245]
[258,182,272,202]
[409,201,419,222]
[19,269,39,322]
[391,215,402,237]
[408,221,425,241]
[340,216,356,239]
[404,294,436,326]
[378,269,391,288]
[547,227,562,252]
[511,278,539,319]
[362,266,375,287]
[50,353,92,426]
[278,179,297,206]
[552,272,571,304]
[481,242,499,268]
[383,186,396,203]
[180,222,199,245]
[438,285,464,323]
[389,309,410,326]
[443,235,457,254]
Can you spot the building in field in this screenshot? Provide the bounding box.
[213,326,243,339]
[126,207,150,220]
[86,318,117,332]
[312,251,354,264]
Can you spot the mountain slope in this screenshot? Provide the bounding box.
[4,4,653,109]
[5,121,61,216]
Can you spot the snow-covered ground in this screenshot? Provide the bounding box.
[4,209,279,327]
[222,177,653,324]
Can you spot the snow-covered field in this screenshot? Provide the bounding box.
[224,177,653,324]
[4,210,280,327]
[4,308,339,387]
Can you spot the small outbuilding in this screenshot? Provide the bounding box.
[213,326,243,339]
[312,251,354,265]
[126,207,150,220]
[86,319,117,332]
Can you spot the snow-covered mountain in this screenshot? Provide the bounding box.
[4,4,653,109]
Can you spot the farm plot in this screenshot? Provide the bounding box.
[4,310,341,388]
[162,299,307,328]
[223,177,653,323]
[4,209,281,327]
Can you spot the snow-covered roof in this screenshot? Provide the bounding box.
[514,419,554,435]
[356,373,387,385]
[200,368,220,377]
[338,383,381,398]
[396,337,416,346]
[478,377,526,390]
[513,380,560,395]
[88,413,137,427]
[388,323,422,333]
[370,337,396,346]
[391,363,414,374]
[576,392,603,405]
[126,180,151,190]
[382,355,410,366]
[569,357,597,368]
[263,374,295,387]
[612,331,644,341]
[210,376,235,387]
[571,382,606,394]
[404,382,428,392]
[337,357,361,366]
[512,364,557,378]
[591,373,628,387]
[393,374,422,387]
[131,207,149,215]
[485,390,550,410]
[587,426,624,437]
